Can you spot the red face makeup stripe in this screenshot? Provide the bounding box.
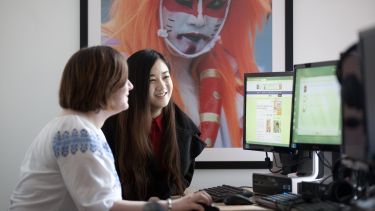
[163,0,199,16]
[163,0,228,18]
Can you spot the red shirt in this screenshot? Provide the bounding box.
[150,114,163,161]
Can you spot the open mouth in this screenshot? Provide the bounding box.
[185,45,197,54]
[177,33,210,42]
[155,91,167,97]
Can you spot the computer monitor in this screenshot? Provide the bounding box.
[244,72,325,193]
[340,26,375,163]
[359,26,375,163]
[292,61,342,152]
[243,71,294,152]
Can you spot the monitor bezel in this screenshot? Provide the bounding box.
[359,26,375,163]
[292,60,342,152]
[243,71,295,153]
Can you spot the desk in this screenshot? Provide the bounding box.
[186,188,272,211]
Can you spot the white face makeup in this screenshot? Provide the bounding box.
[159,0,231,58]
[149,59,173,117]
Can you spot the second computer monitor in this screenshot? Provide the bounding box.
[243,72,294,152]
[292,61,342,151]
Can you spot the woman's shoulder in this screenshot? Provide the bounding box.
[173,104,199,133]
[50,115,110,158]
[56,115,98,131]
[173,104,206,147]
[49,115,104,144]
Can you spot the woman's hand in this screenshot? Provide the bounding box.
[171,191,212,211]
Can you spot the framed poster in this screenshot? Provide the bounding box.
[80,0,293,169]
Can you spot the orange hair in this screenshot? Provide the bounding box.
[103,0,270,146]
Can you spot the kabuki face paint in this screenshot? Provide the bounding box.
[158,0,231,58]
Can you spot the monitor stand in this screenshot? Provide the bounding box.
[287,151,320,193]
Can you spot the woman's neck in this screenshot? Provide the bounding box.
[151,106,163,119]
[61,109,111,129]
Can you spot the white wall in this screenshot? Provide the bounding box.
[294,0,375,64]
[0,0,79,209]
[0,0,375,210]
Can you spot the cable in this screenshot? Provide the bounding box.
[265,152,272,168]
[265,152,283,174]
[272,152,282,168]
[316,151,332,169]
[319,174,333,185]
[267,152,312,175]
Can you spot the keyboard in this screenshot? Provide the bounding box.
[200,185,253,203]
[255,192,350,211]
[255,192,303,210]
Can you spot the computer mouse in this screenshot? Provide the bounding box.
[198,203,220,211]
[241,189,254,197]
[223,194,253,205]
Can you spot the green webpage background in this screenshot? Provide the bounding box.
[245,76,293,147]
[293,66,342,145]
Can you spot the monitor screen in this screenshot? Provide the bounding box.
[292,61,342,151]
[243,72,294,152]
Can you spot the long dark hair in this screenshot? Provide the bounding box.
[116,49,184,200]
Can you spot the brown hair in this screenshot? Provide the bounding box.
[116,49,183,200]
[59,46,128,112]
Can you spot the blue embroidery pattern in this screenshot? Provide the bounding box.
[52,128,120,187]
[52,128,111,158]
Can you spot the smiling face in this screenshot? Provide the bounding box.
[149,59,173,117]
[161,0,230,57]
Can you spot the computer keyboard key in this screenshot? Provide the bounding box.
[255,192,303,209]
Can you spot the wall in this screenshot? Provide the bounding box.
[0,0,79,209]
[294,0,375,64]
[0,0,374,210]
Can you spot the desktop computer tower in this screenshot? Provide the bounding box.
[253,151,324,194]
[253,173,292,195]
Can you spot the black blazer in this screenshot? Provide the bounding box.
[102,104,206,200]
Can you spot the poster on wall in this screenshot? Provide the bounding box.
[82,0,293,167]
